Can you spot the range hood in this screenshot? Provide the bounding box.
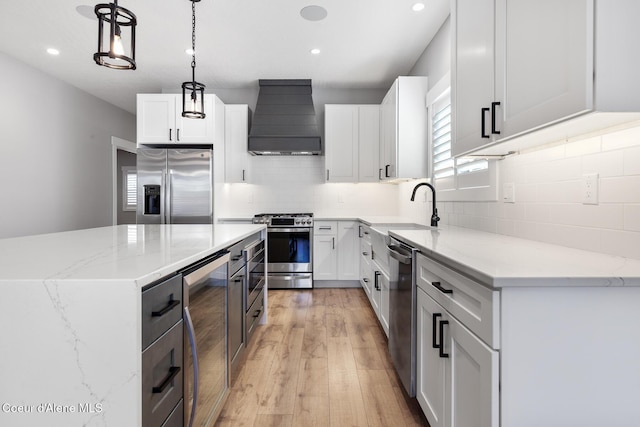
[248,79,322,155]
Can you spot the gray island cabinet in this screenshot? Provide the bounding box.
[0,223,265,427]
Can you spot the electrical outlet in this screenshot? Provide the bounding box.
[503,183,515,203]
[582,173,599,205]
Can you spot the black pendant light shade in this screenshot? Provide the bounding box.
[94,0,136,70]
[182,0,206,119]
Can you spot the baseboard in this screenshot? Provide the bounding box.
[312,280,361,289]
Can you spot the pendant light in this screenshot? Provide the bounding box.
[94,0,137,70]
[182,0,206,119]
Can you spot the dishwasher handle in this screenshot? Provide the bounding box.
[387,245,412,264]
[183,251,230,288]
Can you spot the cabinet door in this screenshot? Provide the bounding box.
[137,94,175,144]
[379,269,390,337]
[337,221,359,280]
[176,94,216,143]
[371,263,382,318]
[325,105,359,182]
[358,105,380,182]
[451,0,496,157]
[225,104,250,183]
[496,0,593,140]
[417,288,447,427]
[313,234,337,280]
[445,313,499,427]
[379,81,397,180]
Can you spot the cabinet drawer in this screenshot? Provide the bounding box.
[160,399,183,427]
[142,274,183,350]
[416,253,500,349]
[246,287,264,344]
[358,223,372,242]
[142,321,184,427]
[314,221,337,235]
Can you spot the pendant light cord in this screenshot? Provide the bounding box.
[191,0,197,85]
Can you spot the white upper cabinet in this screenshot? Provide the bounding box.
[137,94,221,145]
[324,104,380,183]
[452,0,640,157]
[224,104,251,183]
[379,76,429,181]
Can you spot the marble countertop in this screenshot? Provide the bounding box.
[0,224,265,287]
[391,226,640,288]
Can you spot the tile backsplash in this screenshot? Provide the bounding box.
[399,122,640,260]
[218,156,398,218]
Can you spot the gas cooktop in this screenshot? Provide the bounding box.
[252,213,313,227]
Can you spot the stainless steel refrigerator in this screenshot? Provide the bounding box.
[136,148,213,224]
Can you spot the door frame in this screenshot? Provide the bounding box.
[111,136,137,225]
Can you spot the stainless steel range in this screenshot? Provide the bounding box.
[253,213,313,289]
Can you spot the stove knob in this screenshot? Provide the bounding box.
[306,219,312,225]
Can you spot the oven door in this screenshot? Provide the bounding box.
[266,227,313,273]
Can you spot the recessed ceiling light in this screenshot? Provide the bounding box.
[310,48,321,55]
[46,48,60,55]
[412,2,426,12]
[300,5,328,21]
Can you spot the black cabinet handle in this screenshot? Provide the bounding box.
[152,299,181,317]
[374,271,381,291]
[177,128,180,141]
[385,164,391,177]
[242,169,246,181]
[481,107,490,138]
[231,255,243,261]
[439,320,449,358]
[362,251,369,256]
[432,313,442,349]
[379,168,383,180]
[152,366,181,393]
[491,102,501,135]
[169,128,172,141]
[432,281,453,295]
[363,278,369,283]
[253,309,262,318]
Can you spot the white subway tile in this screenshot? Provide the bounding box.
[496,219,515,236]
[623,146,640,176]
[501,202,526,220]
[513,220,539,241]
[601,124,640,151]
[600,176,640,203]
[537,181,582,203]
[516,183,539,203]
[582,149,624,177]
[624,204,640,232]
[565,136,601,158]
[524,203,551,223]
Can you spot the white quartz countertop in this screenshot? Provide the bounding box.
[390,226,640,288]
[0,224,265,287]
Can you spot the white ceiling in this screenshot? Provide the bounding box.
[0,0,450,114]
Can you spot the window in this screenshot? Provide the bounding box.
[122,167,137,211]
[428,73,498,201]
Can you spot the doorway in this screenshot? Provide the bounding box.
[111,137,137,225]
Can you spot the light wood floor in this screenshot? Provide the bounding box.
[215,288,430,427]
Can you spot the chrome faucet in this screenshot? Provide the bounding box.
[410,182,440,227]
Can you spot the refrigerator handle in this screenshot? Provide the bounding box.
[165,170,172,224]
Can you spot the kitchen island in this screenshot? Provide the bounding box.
[0,223,265,427]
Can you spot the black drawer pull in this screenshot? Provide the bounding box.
[432,281,453,295]
[432,313,442,349]
[439,320,449,358]
[363,278,369,283]
[152,299,181,317]
[231,255,243,261]
[152,366,181,394]
[253,309,262,318]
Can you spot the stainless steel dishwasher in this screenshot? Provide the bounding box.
[182,250,230,427]
[387,236,418,397]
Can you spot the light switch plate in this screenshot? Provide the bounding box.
[503,183,515,203]
[582,173,599,205]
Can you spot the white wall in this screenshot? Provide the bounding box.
[0,52,136,238]
[409,16,451,91]
[399,123,640,259]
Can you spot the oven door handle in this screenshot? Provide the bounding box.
[267,227,312,233]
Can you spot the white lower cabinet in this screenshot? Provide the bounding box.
[416,250,499,427]
[313,221,359,281]
[417,287,499,427]
[378,267,390,336]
